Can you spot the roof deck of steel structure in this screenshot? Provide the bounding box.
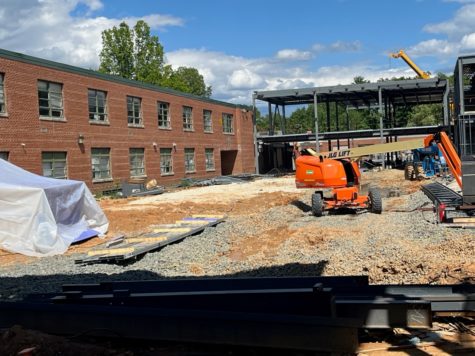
[253,78,448,108]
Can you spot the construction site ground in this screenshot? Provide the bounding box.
[0,169,474,354]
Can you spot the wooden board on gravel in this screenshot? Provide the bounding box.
[75,215,225,264]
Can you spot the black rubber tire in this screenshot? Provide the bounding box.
[311,193,323,217]
[404,163,414,180]
[368,187,382,214]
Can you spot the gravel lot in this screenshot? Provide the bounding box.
[1,170,474,301]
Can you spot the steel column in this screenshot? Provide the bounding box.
[314,92,320,152]
[378,87,385,168]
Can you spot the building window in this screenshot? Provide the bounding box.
[222,113,234,134]
[0,151,9,160]
[129,148,145,177]
[88,89,107,122]
[203,109,212,132]
[158,102,170,129]
[42,152,67,179]
[38,80,63,119]
[183,106,193,131]
[0,73,5,114]
[127,96,142,126]
[184,148,195,173]
[160,148,173,175]
[91,148,111,181]
[205,148,215,171]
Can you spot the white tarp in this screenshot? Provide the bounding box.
[0,159,109,257]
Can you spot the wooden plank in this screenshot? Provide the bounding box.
[87,247,135,256]
[176,220,209,225]
[191,214,226,219]
[125,236,167,243]
[452,217,475,223]
[153,227,192,233]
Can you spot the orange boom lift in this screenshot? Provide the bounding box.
[294,132,463,217]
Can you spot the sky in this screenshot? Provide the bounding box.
[1,0,475,105]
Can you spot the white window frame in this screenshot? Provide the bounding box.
[42,152,67,179]
[205,148,215,171]
[0,73,6,114]
[183,106,193,131]
[88,89,108,123]
[91,148,112,181]
[160,148,173,175]
[222,113,234,134]
[127,96,142,126]
[184,148,195,173]
[38,80,64,119]
[203,109,212,132]
[129,148,146,177]
[158,102,171,129]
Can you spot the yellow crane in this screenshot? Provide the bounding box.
[390,49,430,79]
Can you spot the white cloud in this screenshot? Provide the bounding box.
[275,49,313,61]
[424,4,475,38]
[408,39,460,57]
[408,2,475,60]
[166,48,415,104]
[0,0,184,68]
[312,40,362,53]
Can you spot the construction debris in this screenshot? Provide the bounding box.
[75,215,225,264]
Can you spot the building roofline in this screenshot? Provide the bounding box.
[0,47,240,109]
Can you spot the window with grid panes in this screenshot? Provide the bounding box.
[88,89,107,122]
[42,152,67,179]
[129,148,145,177]
[160,148,173,175]
[205,148,215,171]
[0,73,5,113]
[203,109,212,132]
[222,113,234,133]
[38,80,63,118]
[184,148,195,172]
[127,96,142,126]
[158,102,170,128]
[91,148,111,180]
[182,106,193,130]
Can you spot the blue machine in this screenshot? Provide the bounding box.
[411,144,446,177]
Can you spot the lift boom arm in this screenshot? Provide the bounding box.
[302,138,425,160]
[390,50,430,79]
[424,131,462,188]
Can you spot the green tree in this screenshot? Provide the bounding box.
[99,22,134,79]
[133,20,165,83]
[353,76,370,84]
[165,67,212,97]
[407,104,443,126]
[99,21,211,97]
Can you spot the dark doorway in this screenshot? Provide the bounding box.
[220,150,238,175]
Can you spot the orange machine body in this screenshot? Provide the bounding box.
[295,155,369,209]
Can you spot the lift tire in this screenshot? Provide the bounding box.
[404,164,414,180]
[415,165,425,180]
[368,187,382,214]
[311,193,324,217]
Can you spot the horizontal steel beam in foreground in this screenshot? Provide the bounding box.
[1,277,474,352]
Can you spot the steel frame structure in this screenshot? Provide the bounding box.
[252,78,449,173]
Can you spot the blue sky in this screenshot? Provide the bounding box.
[1,0,473,103]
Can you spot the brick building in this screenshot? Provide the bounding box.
[0,49,256,192]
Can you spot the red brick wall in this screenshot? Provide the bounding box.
[0,55,256,192]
